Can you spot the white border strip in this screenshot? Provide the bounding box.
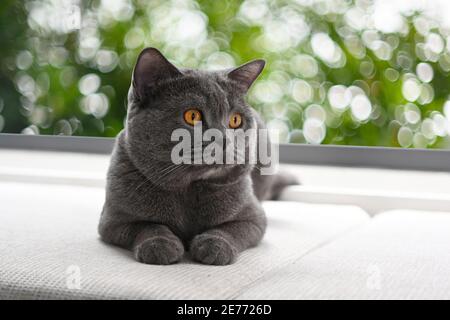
[1,133,450,171]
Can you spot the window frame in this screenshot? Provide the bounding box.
[1,133,450,172]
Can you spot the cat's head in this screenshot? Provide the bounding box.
[124,47,265,189]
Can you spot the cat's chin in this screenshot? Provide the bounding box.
[197,166,227,180]
[194,164,252,185]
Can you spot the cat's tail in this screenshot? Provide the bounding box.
[251,169,300,201]
[267,171,300,200]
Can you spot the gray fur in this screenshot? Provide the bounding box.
[98,48,298,265]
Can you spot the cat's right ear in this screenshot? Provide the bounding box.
[132,48,182,99]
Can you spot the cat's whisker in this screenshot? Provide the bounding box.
[143,165,187,194]
[111,168,141,181]
[143,164,184,190]
[129,164,177,195]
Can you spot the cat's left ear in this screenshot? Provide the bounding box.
[227,59,265,91]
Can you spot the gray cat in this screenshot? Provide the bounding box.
[98,48,298,265]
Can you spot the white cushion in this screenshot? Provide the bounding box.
[0,182,368,299]
[238,210,450,299]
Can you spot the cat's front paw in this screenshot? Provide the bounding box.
[189,234,238,265]
[134,236,184,265]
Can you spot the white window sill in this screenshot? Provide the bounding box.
[2,149,450,215]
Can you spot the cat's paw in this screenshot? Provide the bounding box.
[134,236,184,265]
[189,234,238,265]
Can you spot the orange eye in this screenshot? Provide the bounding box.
[229,113,242,129]
[184,109,202,126]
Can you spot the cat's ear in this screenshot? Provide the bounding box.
[132,48,182,98]
[227,59,265,91]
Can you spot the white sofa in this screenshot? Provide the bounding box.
[1,150,450,299]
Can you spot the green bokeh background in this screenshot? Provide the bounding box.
[1,0,450,148]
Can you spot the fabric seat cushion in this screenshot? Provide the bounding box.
[238,210,450,299]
